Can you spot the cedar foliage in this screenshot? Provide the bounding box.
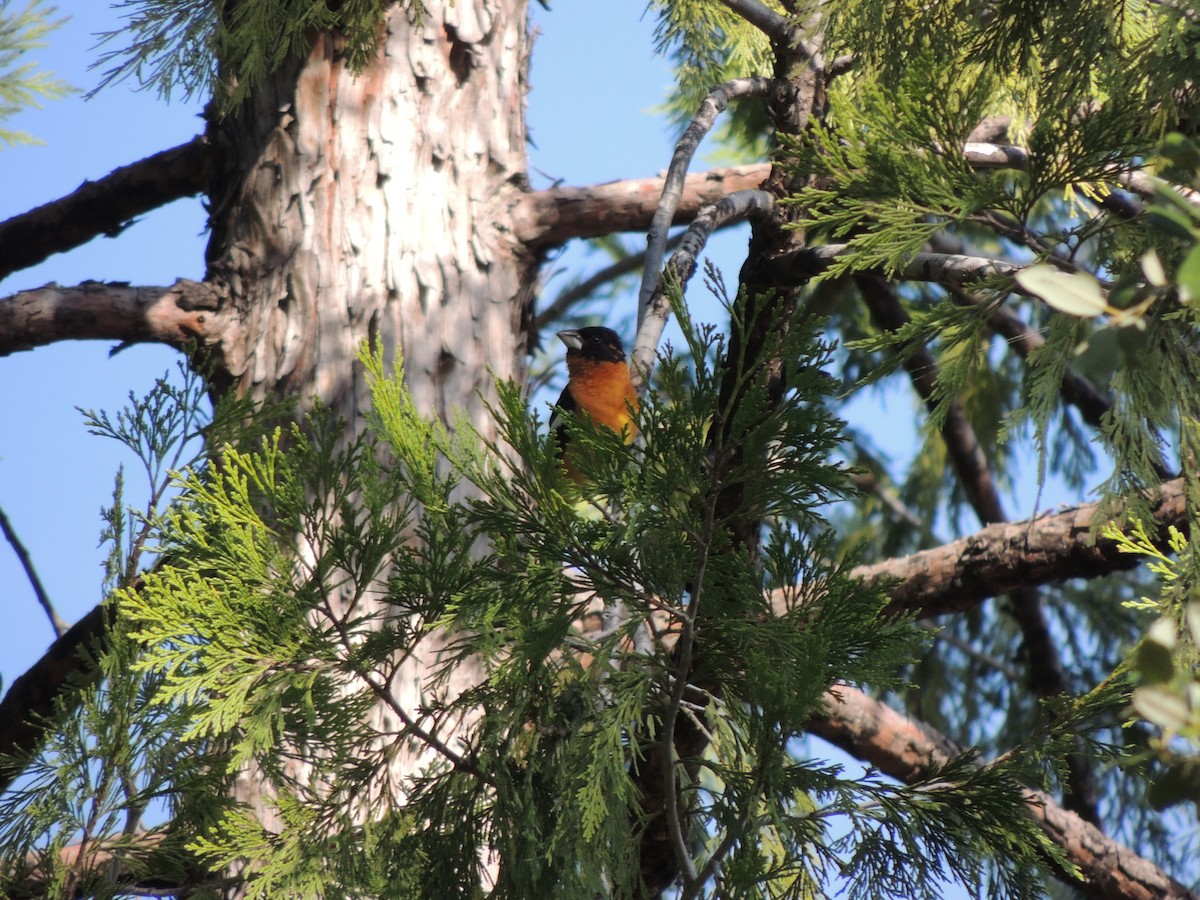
[4,0,1200,896]
[0,0,71,145]
[0,310,1076,897]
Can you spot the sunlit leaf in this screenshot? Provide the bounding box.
[1178,243,1200,303]
[1132,685,1192,731]
[1141,250,1167,287]
[1015,265,1107,317]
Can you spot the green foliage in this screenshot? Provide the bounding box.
[80,361,216,592]
[12,0,1200,894]
[643,2,1200,885]
[0,367,231,899]
[0,299,1089,896]
[0,0,71,145]
[782,56,1006,276]
[90,0,419,109]
[648,0,775,149]
[1104,517,1200,813]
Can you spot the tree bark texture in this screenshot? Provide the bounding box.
[198,0,534,837]
[206,3,534,420]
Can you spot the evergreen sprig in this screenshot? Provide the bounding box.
[0,293,1115,895]
[90,0,418,109]
[0,0,71,145]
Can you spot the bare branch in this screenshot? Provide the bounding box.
[809,685,1198,900]
[767,243,1025,287]
[536,233,686,331]
[0,503,67,637]
[843,477,1188,620]
[1124,169,1200,206]
[714,0,793,43]
[638,78,774,326]
[0,136,211,282]
[632,189,775,384]
[0,604,108,793]
[510,137,1142,255]
[848,469,926,530]
[513,164,771,247]
[512,138,1185,258]
[962,141,1031,169]
[0,280,228,357]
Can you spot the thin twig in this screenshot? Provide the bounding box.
[637,77,774,328]
[660,481,724,889]
[536,233,686,331]
[917,621,1022,680]
[633,189,775,385]
[0,503,68,636]
[848,469,926,531]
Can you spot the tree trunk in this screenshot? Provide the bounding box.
[200,0,534,838]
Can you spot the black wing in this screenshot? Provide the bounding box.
[550,384,576,456]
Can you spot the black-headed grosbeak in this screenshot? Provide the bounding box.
[552,326,638,481]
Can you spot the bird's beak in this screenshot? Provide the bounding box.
[557,329,583,351]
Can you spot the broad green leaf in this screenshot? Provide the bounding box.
[1148,759,1200,811]
[1178,243,1200,303]
[1141,250,1167,287]
[1132,685,1192,731]
[1015,265,1107,317]
[1136,621,1176,685]
[1187,601,1200,645]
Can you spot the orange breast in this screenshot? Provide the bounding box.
[566,360,638,442]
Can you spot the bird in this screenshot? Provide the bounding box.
[552,326,639,483]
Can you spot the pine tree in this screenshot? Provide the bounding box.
[2,0,1200,897]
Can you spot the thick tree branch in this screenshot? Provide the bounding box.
[510,140,1079,253]
[844,477,1188,620]
[0,136,211,282]
[511,139,1156,256]
[809,685,1197,900]
[513,164,771,247]
[716,0,794,43]
[0,280,228,357]
[962,141,1031,168]
[0,605,109,793]
[768,242,1025,287]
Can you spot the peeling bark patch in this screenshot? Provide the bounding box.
[444,25,474,85]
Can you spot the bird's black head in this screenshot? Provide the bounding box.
[557,326,628,364]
